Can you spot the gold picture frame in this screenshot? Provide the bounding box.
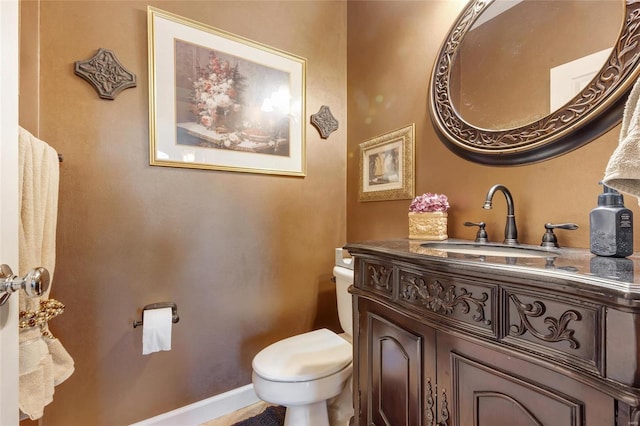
[358,124,415,202]
[147,7,306,176]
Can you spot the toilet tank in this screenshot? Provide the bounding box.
[334,249,354,337]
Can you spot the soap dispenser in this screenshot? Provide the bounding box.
[590,183,634,257]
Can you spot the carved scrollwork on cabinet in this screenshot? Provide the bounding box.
[426,377,436,425]
[426,378,450,426]
[438,387,450,426]
[400,274,491,325]
[509,294,581,349]
[365,263,392,294]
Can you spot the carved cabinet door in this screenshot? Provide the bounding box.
[358,298,437,426]
[436,332,615,426]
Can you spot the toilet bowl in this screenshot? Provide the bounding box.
[251,250,354,426]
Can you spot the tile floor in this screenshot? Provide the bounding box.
[199,401,271,426]
[199,377,353,426]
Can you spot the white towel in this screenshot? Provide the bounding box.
[603,77,640,204]
[18,127,74,420]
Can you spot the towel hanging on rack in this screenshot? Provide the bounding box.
[603,77,640,204]
[17,127,74,420]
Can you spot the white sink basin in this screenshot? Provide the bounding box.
[421,242,558,258]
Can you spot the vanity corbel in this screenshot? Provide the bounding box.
[346,240,640,426]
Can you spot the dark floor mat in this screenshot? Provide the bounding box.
[231,405,286,426]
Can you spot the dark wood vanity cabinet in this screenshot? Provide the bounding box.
[357,297,613,426]
[347,241,640,426]
[358,297,437,426]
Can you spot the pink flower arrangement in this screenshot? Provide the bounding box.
[409,193,449,213]
[191,51,245,131]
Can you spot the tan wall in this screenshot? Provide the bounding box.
[20,1,346,425]
[347,0,636,250]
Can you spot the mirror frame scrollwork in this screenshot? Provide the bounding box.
[429,0,640,165]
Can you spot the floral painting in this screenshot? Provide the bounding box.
[148,7,306,176]
[189,49,244,134]
[175,41,292,157]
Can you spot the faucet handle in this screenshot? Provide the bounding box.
[464,221,489,243]
[540,223,579,248]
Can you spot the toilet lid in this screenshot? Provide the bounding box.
[252,328,352,382]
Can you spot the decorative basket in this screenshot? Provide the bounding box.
[408,211,448,240]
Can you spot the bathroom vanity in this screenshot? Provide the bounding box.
[345,239,640,426]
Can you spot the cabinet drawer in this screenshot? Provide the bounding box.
[503,287,603,375]
[397,267,498,338]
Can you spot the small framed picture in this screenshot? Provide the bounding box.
[359,124,415,202]
[147,7,306,176]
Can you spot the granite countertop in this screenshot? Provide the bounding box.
[344,239,640,296]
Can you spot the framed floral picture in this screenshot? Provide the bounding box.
[147,7,306,176]
[358,124,415,202]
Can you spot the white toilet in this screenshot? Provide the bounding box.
[251,249,354,426]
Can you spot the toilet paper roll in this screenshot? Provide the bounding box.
[142,307,173,355]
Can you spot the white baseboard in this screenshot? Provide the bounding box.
[129,384,260,426]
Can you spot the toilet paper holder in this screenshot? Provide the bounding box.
[133,302,179,328]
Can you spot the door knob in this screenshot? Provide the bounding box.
[0,264,50,306]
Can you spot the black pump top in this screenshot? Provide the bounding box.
[598,182,625,207]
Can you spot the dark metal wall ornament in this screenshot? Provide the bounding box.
[74,48,137,100]
[310,105,339,139]
[429,0,640,165]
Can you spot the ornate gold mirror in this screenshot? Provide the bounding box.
[429,0,640,165]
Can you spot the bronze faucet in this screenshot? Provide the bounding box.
[483,184,518,245]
